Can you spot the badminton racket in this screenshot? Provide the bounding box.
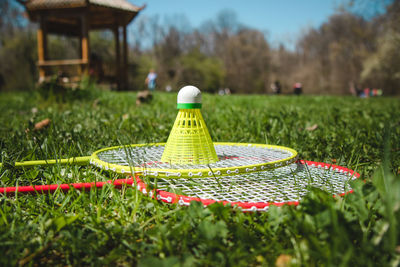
[1,142,298,179]
[135,160,360,211]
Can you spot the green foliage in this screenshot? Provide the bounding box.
[47,35,80,60]
[0,91,399,265]
[89,30,119,80]
[0,30,37,91]
[180,49,225,93]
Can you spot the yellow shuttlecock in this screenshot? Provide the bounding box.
[161,85,219,165]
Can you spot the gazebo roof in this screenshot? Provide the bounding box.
[22,0,144,30]
[24,0,141,13]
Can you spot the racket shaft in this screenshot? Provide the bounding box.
[2,156,91,168]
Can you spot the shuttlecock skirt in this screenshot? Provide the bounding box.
[161,109,219,165]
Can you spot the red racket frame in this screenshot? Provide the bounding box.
[134,160,361,211]
[0,178,135,196]
[0,160,360,212]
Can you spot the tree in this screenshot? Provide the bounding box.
[223,29,270,93]
[360,1,400,94]
[295,11,376,94]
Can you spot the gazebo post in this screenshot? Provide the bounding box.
[80,14,90,75]
[114,25,121,90]
[37,15,47,82]
[122,25,128,90]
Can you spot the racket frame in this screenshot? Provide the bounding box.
[90,142,298,178]
[134,160,361,212]
[1,142,298,179]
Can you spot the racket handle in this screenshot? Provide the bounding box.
[1,156,91,168]
[0,178,135,196]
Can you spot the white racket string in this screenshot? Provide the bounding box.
[141,162,357,205]
[93,143,297,178]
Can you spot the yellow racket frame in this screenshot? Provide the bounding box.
[90,142,298,178]
[1,143,298,179]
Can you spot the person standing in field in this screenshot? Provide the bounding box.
[271,80,281,94]
[293,82,302,95]
[145,69,157,91]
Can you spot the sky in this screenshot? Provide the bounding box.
[130,0,352,50]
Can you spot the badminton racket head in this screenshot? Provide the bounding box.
[134,160,360,211]
[90,142,298,178]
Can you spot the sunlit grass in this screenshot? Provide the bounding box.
[0,90,399,265]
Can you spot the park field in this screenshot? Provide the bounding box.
[0,90,399,266]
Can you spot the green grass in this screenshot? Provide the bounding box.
[0,90,399,266]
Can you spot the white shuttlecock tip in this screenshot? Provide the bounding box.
[177,85,202,109]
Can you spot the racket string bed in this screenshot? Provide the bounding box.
[93,143,298,178]
[139,162,358,211]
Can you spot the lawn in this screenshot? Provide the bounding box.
[0,89,399,266]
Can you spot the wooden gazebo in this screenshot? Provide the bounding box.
[20,0,144,90]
